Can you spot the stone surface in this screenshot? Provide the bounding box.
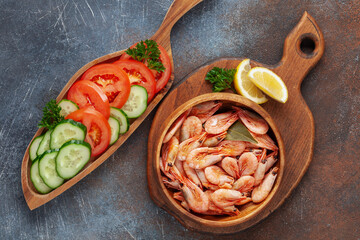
[0,0,359,239]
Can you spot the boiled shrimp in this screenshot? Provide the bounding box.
[202,132,227,147]
[204,166,234,189]
[180,116,203,142]
[217,140,246,156]
[177,132,207,161]
[204,111,238,135]
[174,158,186,176]
[163,108,191,143]
[252,167,279,203]
[186,147,226,169]
[247,132,278,152]
[189,100,222,123]
[253,150,267,186]
[159,157,175,180]
[235,195,252,205]
[162,176,181,190]
[232,175,255,193]
[195,169,219,191]
[183,162,203,189]
[173,191,184,201]
[233,106,269,134]
[210,189,245,213]
[238,152,258,176]
[220,157,240,179]
[161,136,179,172]
[265,152,278,172]
[174,174,209,213]
[202,190,239,216]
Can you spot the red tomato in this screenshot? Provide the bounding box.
[67,80,110,119]
[66,107,111,157]
[80,64,130,109]
[120,43,171,93]
[113,60,156,102]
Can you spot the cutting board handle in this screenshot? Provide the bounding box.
[151,0,203,50]
[275,11,325,89]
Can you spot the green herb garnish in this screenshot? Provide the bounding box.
[205,67,236,92]
[225,121,258,143]
[38,99,64,130]
[125,39,165,73]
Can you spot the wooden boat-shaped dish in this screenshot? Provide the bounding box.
[149,93,285,231]
[21,0,203,210]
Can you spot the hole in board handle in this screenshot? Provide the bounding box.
[296,33,319,58]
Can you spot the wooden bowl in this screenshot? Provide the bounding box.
[149,92,285,232]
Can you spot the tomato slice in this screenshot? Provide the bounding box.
[80,64,130,109]
[66,107,111,157]
[113,59,156,102]
[120,43,171,93]
[67,80,110,119]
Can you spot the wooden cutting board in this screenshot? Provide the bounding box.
[147,12,324,234]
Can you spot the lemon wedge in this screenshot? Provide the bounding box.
[234,59,268,104]
[247,67,288,103]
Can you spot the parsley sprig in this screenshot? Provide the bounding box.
[205,67,236,92]
[38,99,64,130]
[125,39,165,73]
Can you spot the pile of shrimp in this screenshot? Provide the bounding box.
[160,100,279,216]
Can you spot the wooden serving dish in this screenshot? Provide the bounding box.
[148,12,324,233]
[21,0,203,210]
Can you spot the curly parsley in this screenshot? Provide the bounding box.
[38,99,64,130]
[125,39,165,73]
[205,67,236,92]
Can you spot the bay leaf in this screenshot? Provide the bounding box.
[225,121,258,144]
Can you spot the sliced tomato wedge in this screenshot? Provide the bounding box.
[67,80,110,119]
[80,63,130,109]
[66,107,111,157]
[120,43,171,93]
[113,59,156,102]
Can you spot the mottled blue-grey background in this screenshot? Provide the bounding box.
[1,0,359,239]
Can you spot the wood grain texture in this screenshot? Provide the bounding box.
[147,12,324,233]
[21,0,203,210]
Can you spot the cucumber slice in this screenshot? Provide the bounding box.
[56,140,91,179]
[37,130,52,156]
[38,149,64,189]
[110,107,129,134]
[58,99,79,117]
[29,135,44,161]
[121,85,148,118]
[31,158,52,194]
[50,119,86,149]
[108,117,120,145]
